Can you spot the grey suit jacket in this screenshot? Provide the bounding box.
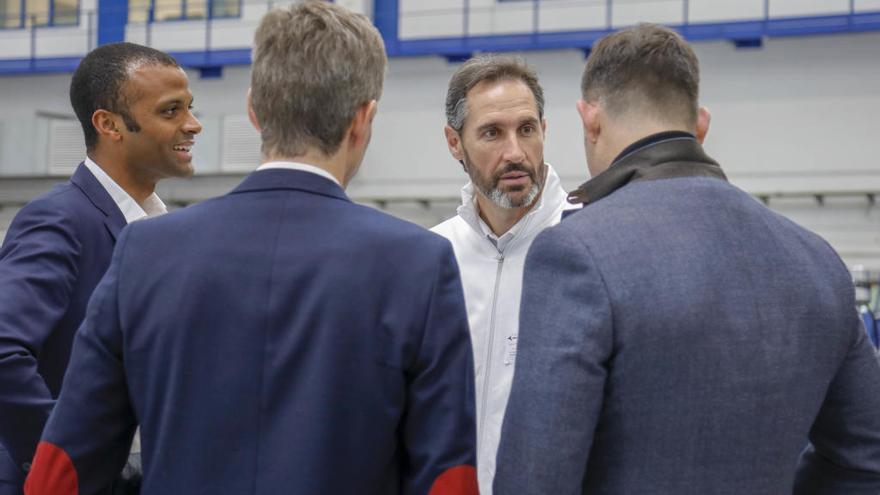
[495,136,880,495]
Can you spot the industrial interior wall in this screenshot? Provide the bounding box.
[0,31,878,266]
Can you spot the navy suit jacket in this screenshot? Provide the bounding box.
[496,138,880,494]
[25,169,478,495]
[0,164,126,490]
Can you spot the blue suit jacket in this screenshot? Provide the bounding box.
[25,169,478,495]
[0,164,125,490]
[495,138,880,494]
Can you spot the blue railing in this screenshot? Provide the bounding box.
[373,0,880,57]
[2,0,880,75]
[0,0,80,30]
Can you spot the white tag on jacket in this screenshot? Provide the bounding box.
[505,334,518,365]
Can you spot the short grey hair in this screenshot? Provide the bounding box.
[250,0,387,158]
[445,55,545,132]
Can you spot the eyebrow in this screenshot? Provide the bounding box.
[157,93,194,107]
[475,122,498,134]
[476,116,540,134]
[518,116,541,127]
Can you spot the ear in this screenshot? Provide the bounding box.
[347,99,378,149]
[444,125,464,162]
[541,117,547,137]
[246,88,261,133]
[695,105,711,144]
[91,109,123,143]
[576,99,601,145]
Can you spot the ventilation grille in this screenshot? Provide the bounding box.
[47,119,84,176]
[221,115,261,172]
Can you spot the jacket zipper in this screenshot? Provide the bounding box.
[478,249,505,451]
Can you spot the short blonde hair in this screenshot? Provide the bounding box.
[251,1,387,157]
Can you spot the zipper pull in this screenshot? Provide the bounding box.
[496,252,504,262]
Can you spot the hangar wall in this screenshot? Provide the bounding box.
[0,1,878,267]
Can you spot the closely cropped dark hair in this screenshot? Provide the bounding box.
[250,0,387,158]
[446,55,544,132]
[70,42,179,150]
[581,24,700,126]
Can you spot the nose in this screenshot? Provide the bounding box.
[183,111,203,135]
[501,134,526,164]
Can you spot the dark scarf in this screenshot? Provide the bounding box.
[567,131,727,206]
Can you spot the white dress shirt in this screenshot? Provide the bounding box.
[83,157,163,456]
[475,200,537,253]
[83,157,167,223]
[256,161,341,187]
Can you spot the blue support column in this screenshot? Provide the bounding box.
[373,0,398,55]
[97,0,127,45]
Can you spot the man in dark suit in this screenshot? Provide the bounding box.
[495,24,880,494]
[24,2,478,495]
[0,43,201,494]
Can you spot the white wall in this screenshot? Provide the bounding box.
[1,31,879,266]
[360,32,880,197]
[398,0,873,40]
[4,0,874,59]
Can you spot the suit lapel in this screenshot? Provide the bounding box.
[102,208,127,241]
[69,163,128,240]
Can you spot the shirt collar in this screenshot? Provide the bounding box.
[456,163,574,249]
[474,200,535,252]
[256,161,341,187]
[83,157,167,224]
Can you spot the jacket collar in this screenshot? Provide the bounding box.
[567,131,727,206]
[70,162,127,240]
[457,163,576,239]
[230,168,350,203]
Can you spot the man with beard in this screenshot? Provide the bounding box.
[24,2,477,494]
[432,55,579,495]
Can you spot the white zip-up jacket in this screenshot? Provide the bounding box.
[431,164,579,494]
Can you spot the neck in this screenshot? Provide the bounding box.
[265,149,348,188]
[88,150,156,205]
[475,189,542,237]
[605,122,693,169]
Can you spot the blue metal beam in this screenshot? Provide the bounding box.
[0,56,82,75]
[386,12,880,57]
[4,10,880,76]
[0,48,254,76]
[169,48,251,67]
[97,0,127,45]
[373,0,399,54]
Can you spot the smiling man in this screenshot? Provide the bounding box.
[432,55,579,495]
[0,42,200,494]
[24,3,476,494]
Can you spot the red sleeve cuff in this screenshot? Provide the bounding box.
[429,465,478,495]
[24,441,78,495]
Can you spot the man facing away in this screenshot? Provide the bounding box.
[431,56,579,494]
[495,24,880,495]
[24,2,478,495]
[0,43,201,494]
